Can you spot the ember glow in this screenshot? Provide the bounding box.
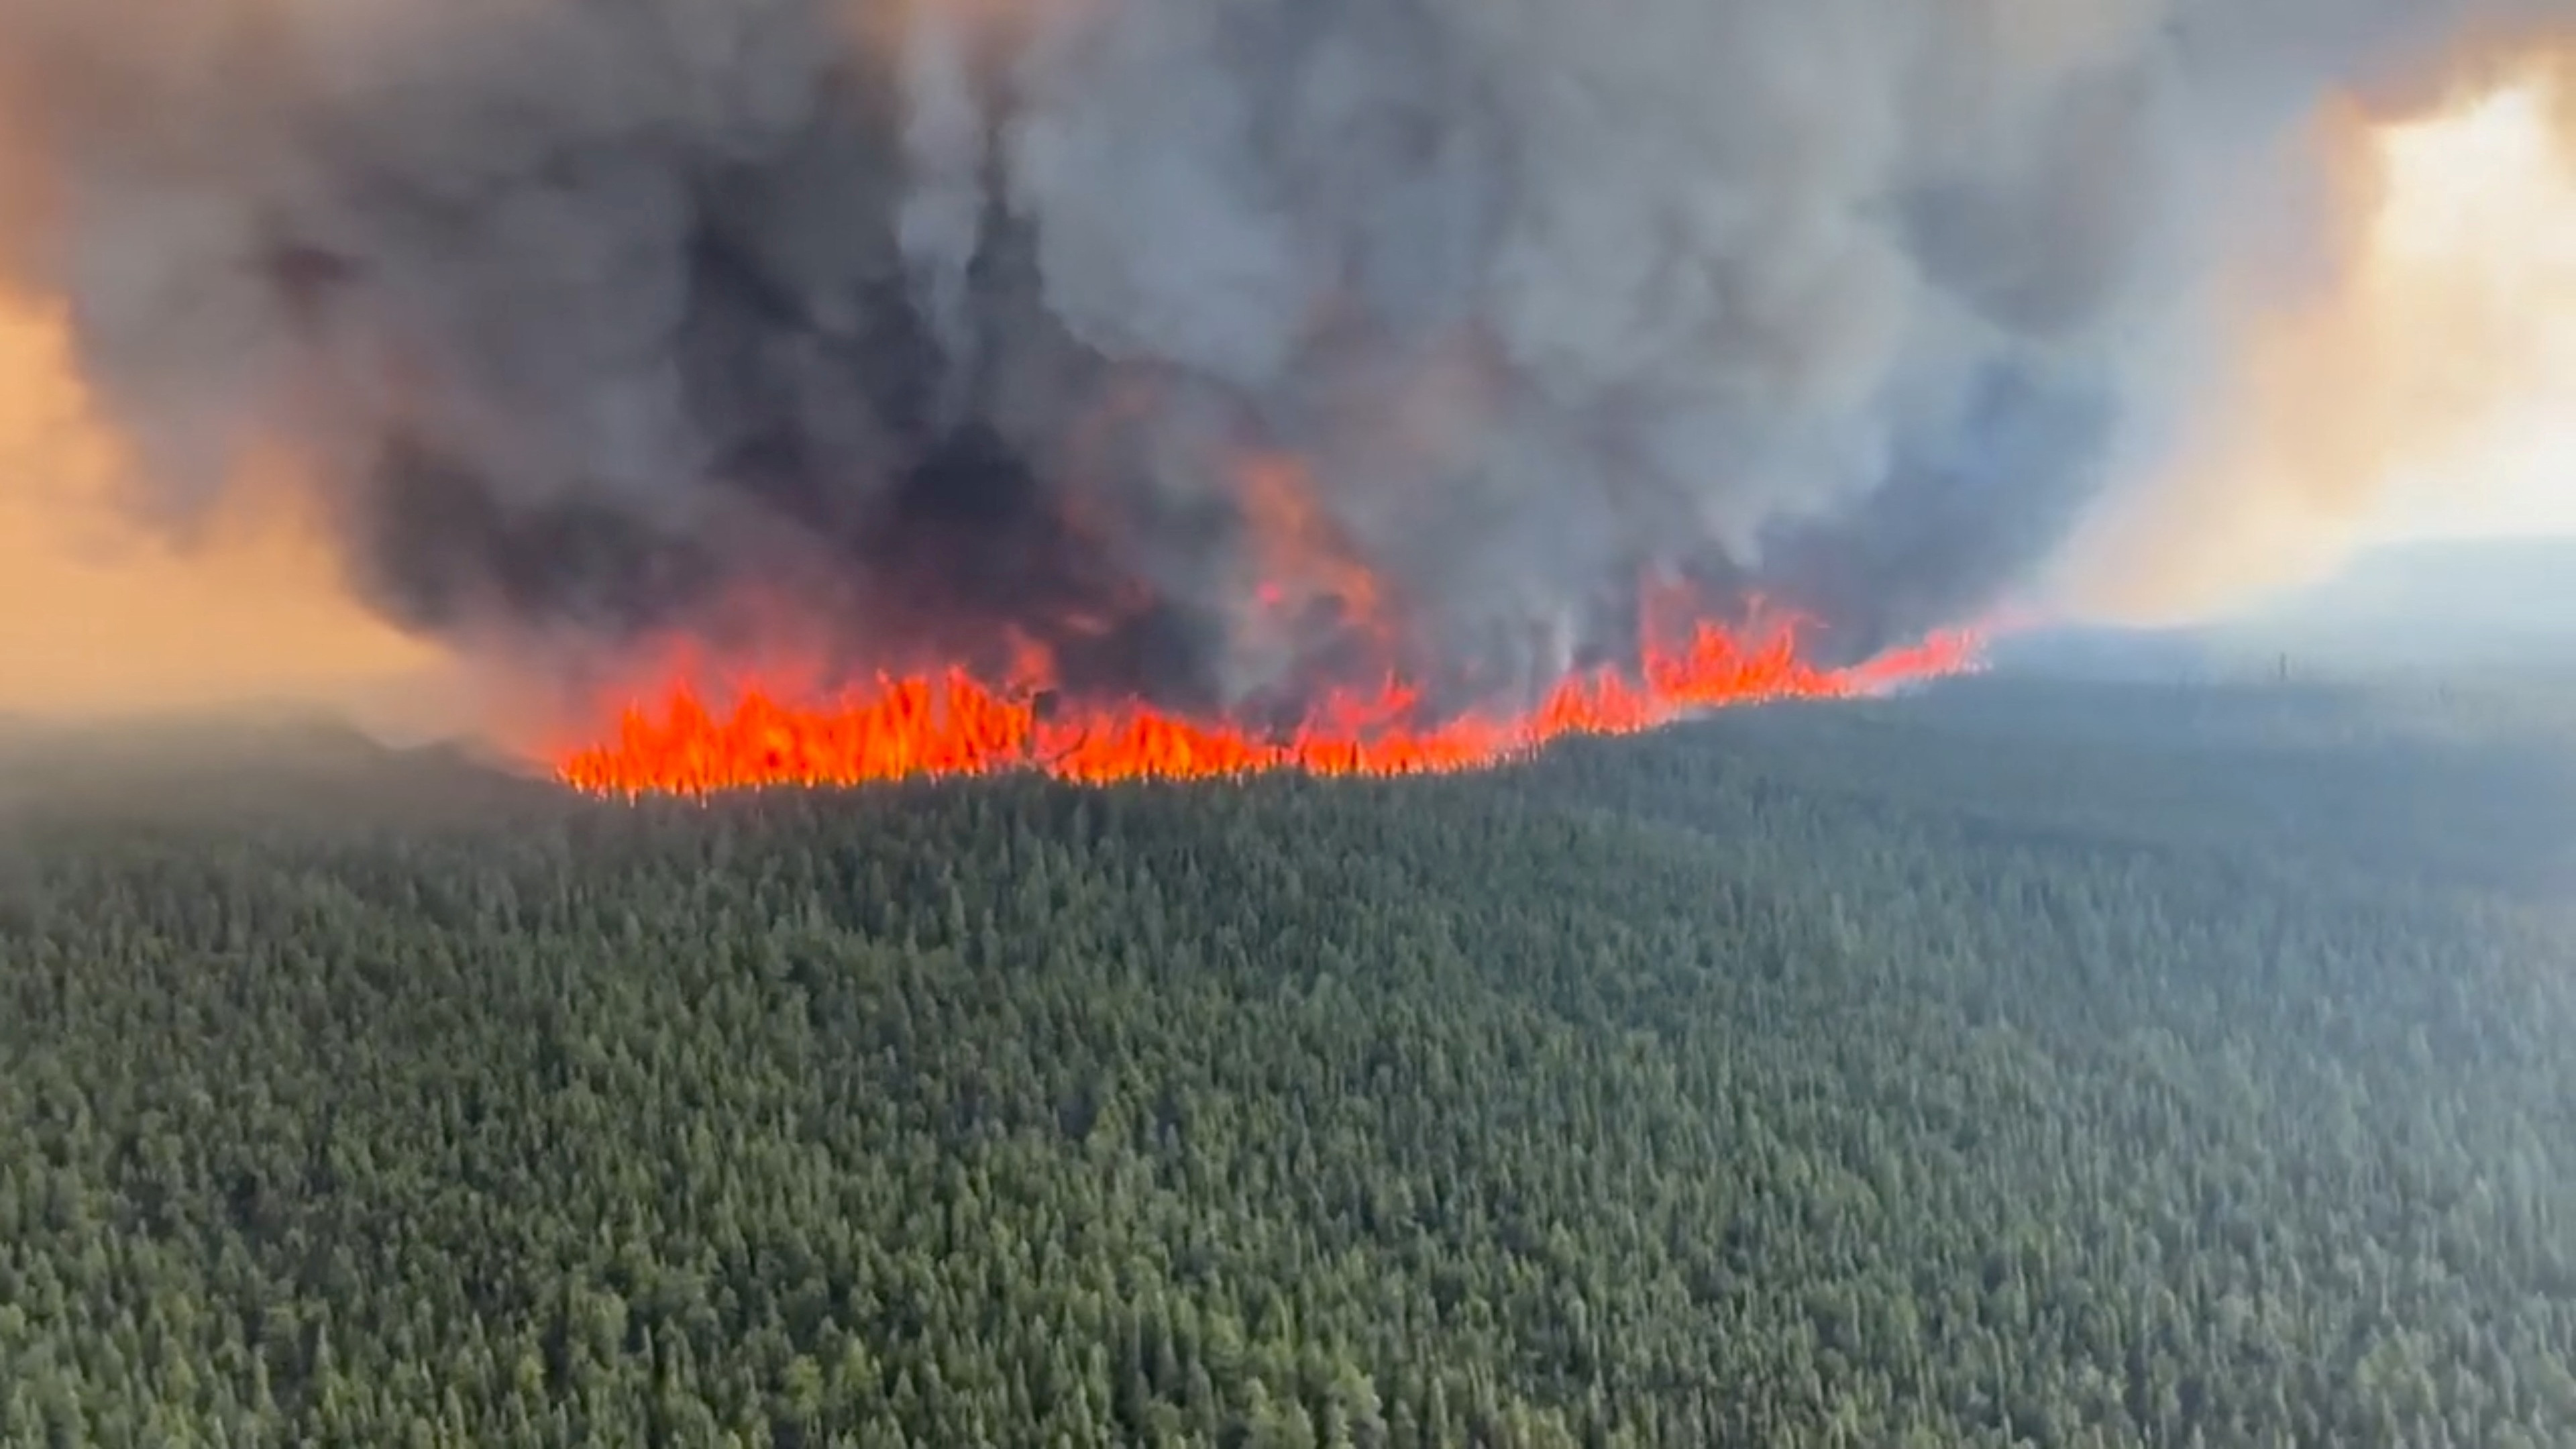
[553,608,1980,796]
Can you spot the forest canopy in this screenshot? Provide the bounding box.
[2,679,2574,1448]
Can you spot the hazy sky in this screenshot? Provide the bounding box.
[2356,81,2576,543]
[0,294,449,721]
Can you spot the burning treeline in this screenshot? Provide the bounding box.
[0,0,2567,792]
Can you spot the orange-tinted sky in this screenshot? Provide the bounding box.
[2061,56,2576,622]
[2362,75,2576,541]
[0,289,449,722]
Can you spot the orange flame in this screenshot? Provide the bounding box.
[553,602,1982,797]
[1234,450,1392,640]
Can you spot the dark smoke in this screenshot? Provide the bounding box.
[0,0,2562,710]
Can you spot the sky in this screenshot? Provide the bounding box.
[2040,66,2576,625]
[2353,79,2576,543]
[0,294,455,724]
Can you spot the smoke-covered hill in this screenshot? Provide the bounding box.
[0,709,529,826]
[2232,535,2576,661]
[1994,535,2576,684]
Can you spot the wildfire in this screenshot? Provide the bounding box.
[552,606,1982,797]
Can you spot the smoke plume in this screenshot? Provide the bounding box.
[0,0,2567,716]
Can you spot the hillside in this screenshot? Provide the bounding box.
[2255,537,2576,639]
[3,680,2575,1447]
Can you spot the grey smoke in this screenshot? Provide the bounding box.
[0,0,2561,708]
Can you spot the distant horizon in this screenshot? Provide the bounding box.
[2349,523,2576,559]
[2350,529,2576,553]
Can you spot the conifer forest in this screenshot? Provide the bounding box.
[3,676,2575,1448]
